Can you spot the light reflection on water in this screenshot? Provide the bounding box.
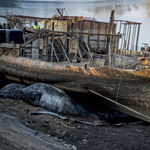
[0,0,150,47]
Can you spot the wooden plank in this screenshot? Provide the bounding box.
[88,22,91,45]
[136,24,141,51]
[89,90,150,123]
[57,9,63,17]
[85,42,93,61]
[21,33,39,47]
[57,38,70,63]
[24,26,36,33]
[51,33,54,62]
[53,48,59,63]
[97,22,100,50]
[75,39,82,62]
[46,29,122,37]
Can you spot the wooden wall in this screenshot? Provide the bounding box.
[50,18,117,53]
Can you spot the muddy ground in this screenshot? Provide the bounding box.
[1,98,150,150]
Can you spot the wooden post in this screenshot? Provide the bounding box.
[97,23,100,51]
[57,38,70,63]
[123,40,126,69]
[76,39,82,62]
[121,24,126,50]
[130,24,135,50]
[88,22,90,45]
[107,10,115,55]
[131,24,137,50]
[108,38,111,67]
[46,33,48,61]
[107,10,115,35]
[127,24,131,50]
[136,24,140,51]
[51,33,54,62]
[51,22,55,62]
[53,48,59,63]
[85,42,93,61]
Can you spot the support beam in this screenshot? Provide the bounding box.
[89,89,150,123]
[85,42,93,61]
[53,48,59,63]
[57,38,70,63]
[51,33,54,62]
[75,39,83,62]
[136,24,141,51]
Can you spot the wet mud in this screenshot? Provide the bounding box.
[0,96,150,150]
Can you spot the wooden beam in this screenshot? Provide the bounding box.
[136,24,141,51]
[89,89,150,123]
[85,42,93,61]
[53,48,59,63]
[51,33,54,62]
[57,38,70,63]
[21,33,39,47]
[57,9,63,17]
[46,29,122,37]
[97,22,100,50]
[75,39,83,62]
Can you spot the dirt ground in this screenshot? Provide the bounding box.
[0,98,150,150]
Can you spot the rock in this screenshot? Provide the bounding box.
[94,120,102,124]
[89,113,99,119]
[56,129,62,135]
[77,126,81,129]
[83,138,88,144]
[71,145,77,150]
[64,144,77,150]
[136,129,142,133]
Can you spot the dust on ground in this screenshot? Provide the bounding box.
[0,98,150,150]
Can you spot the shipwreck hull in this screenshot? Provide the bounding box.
[0,54,89,87]
[1,54,150,122]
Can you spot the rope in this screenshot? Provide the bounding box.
[115,57,141,102]
[115,70,123,102]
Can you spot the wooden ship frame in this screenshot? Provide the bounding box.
[1,10,150,123]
